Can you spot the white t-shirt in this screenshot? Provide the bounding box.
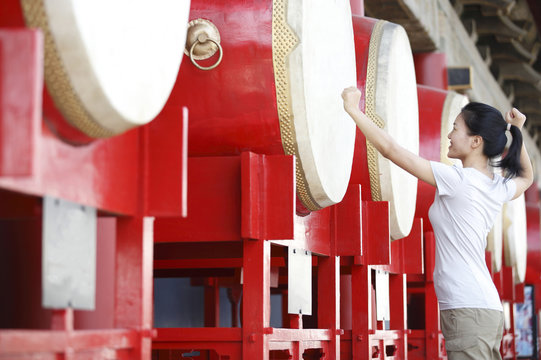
[428,161,516,311]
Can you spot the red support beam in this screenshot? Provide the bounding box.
[318,254,341,359]
[363,201,390,265]
[204,277,220,328]
[241,152,295,241]
[336,185,363,257]
[389,274,407,357]
[0,29,42,177]
[242,238,271,359]
[115,217,155,359]
[351,264,371,359]
[0,329,138,355]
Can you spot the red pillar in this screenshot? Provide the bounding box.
[115,217,154,360]
[242,239,271,359]
[318,254,341,359]
[351,264,371,359]
[205,277,220,327]
[390,274,407,356]
[422,230,443,358]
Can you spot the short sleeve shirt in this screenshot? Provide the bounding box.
[428,161,516,311]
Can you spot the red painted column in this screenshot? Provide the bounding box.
[424,281,441,358]
[0,29,42,177]
[50,309,75,359]
[51,309,74,331]
[318,254,341,359]
[242,238,270,359]
[115,217,154,360]
[352,264,371,360]
[204,277,220,327]
[424,231,442,358]
[227,285,242,328]
[390,274,407,357]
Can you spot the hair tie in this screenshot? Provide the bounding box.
[507,123,511,131]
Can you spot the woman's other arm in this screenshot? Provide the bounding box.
[506,108,534,199]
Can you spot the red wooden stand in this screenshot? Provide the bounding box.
[152,153,341,359]
[0,27,176,360]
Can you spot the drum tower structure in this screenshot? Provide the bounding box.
[2,0,541,360]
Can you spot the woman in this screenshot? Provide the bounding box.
[342,87,533,360]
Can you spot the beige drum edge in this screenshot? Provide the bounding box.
[503,194,527,283]
[372,22,419,240]
[487,210,503,272]
[282,0,357,209]
[22,0,190,137]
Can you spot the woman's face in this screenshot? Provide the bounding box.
[447,114,474,160]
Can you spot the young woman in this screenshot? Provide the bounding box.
[342,86,534,360]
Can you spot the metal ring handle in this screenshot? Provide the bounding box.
[189,37,223,71]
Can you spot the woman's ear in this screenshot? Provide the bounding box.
[471,135,483,149]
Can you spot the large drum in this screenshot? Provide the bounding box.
[20,0,190,140]
[503,194,527,283]
[160,0,357,211]
[485,165,504,272]
[413,85,468,233]
[349,17,419,240]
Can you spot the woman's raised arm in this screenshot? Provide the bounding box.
[342,87,436,187]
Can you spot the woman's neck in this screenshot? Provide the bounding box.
[462,156,493,178]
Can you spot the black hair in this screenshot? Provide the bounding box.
[460,102,523,179]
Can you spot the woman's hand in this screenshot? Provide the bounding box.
[505,108,526,130]
[341,87,362,116]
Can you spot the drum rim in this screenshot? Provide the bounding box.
[21,0,117,138]
[487,211,503,272]
[272,0,356,210]
[366,20,419,239]
[21,0,186,139]
[272,0,319,209]
[364,20,387,203]
[503,196,527,283]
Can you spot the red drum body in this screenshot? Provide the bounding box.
[413,52,448,90]
[414,85,468,232]
[350,16,419,240]
[164,0,358,210]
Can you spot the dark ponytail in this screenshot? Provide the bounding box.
[460,102,523,179]
[497,124,523,179]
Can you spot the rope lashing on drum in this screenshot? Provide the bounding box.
[21,0,116,138]
[364,20,387,202]
[272,0,322,211]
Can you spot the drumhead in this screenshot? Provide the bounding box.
[486,210,503,272]
[503,194,527,283]
[441,92,468,165]
[21,0,190,137]
[366,21,419,239]
[275,0,357,210]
